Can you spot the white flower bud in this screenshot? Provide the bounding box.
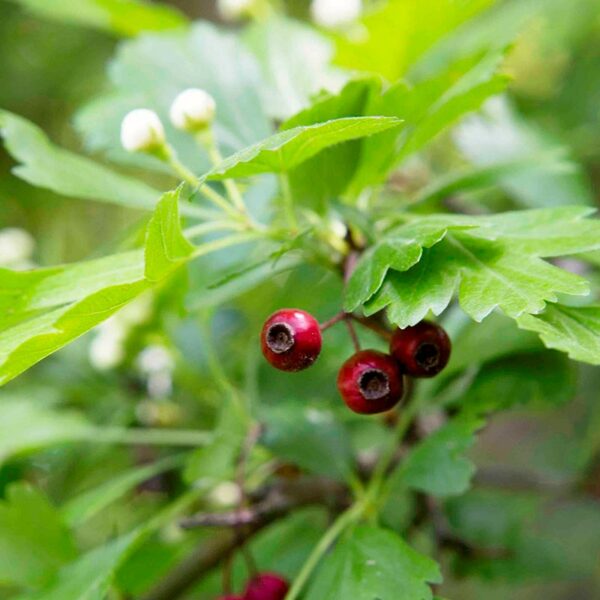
[137,344,174,375]
[311,0,362,28]
[89,324,125,370]
[217,0,255,20]
[209,482,242,507]
[120,109,165,153]
[0,228,35,266]
[169,88,216,132]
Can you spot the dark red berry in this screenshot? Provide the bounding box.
[261,309,322,372]
[389,321,451,378]
[244,572,289,600]
[337,350,404,415]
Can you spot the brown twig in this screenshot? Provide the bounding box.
[320,312,347,331]
[351,315,393,341]
[345,318,361,352]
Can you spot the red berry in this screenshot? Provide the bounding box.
[261,309,322,372]
[337,350,404,415]
[244,572,289,600]
[389,321,451,378]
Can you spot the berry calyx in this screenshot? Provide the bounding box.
[337,350,404,415]
[244,573,289,600]
[389,321,451,378]
[261,309,322,372]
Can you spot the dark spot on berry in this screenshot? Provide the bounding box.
[359,369,390,400]
[266,322,295,353]
[415,342,440,370]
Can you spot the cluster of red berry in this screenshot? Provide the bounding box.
[218,572,289,600]
[261,309,451,414]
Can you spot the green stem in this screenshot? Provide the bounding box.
[90,427,212,447]
[162,144,242,221]
[202,132,247,214]
[366,391,423,505]
[285,501,366,600]
[185,221,245,238]
[192,232,260,259]
[279,172,298,231]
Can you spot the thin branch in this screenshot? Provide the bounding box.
[320,312,346,331]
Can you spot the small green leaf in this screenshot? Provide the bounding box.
[0,483,77,589]
[144,187,194,281]
[461,351,576,413]
[0,188,194,386]
[517,305,600,365]
[344,215,477,312]
[349,50,509,193]
[365,207,600,327]
[62,454,185,527]
[6,0,187,36]
[305,525,441,600]
[261,404,353,480]
[204,117,402,180]
[399,415,483,497]
[0,110,182,213]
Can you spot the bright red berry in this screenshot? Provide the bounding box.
[337,350,404,415]
[389,321,451,378]
[261,309,322,372]
[244,572,290,600]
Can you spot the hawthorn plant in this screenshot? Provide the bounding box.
[0,0,599,599]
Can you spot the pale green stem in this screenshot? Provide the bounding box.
[89,426,212,447]
[284,501,366,600]
[202,131,247,214]
[279,172,298,231]
[185,220,245,239]
[191,232,260,260]
[161,144,243,221]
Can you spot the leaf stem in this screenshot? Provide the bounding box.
[191,232,261,259]
[284,501,365,600]
[201,130,247,214]
[90,427,212,447]
[279,172,299,231]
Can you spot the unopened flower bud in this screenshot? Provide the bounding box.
[169,88,216,132]
[0,228,35,266]
[120,109,165,153]
[311,0,362,28]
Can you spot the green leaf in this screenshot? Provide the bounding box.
[460,351,576,413]
[360,209,597,327]
[144,187,195,281]
[344,215,477,312]
[0,397,91,466]
[455,97,595,208]
[261,404,353,480]
[0,483,77,589]
[204,117,401,181]
[243,15,345,120]
[62,454,185,527]
[517,305,600,365]
[305,525,441,600]
[335,0,495,80]
[0,110,183,214]
[282,78,381,211]
[5,0,187,36]
[75,22,271,173]
[19,531,141,600]
[399,415,483,497]
[349,51,509,193]
[0,188,193,386]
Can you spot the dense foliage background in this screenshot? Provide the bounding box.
[0,0,599,598]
